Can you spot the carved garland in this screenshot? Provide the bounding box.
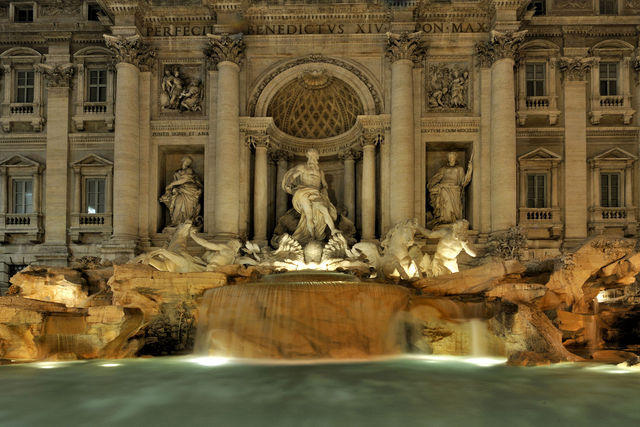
[248,55,383,116]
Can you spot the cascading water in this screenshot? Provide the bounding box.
[194,271,411,359]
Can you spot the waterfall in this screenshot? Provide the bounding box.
[194,271,410,359]
[469,318,488,357]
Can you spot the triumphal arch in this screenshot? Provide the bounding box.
[0,0,639,289]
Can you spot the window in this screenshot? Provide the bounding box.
[601,173,620,207]
[85,177,106,214]
[530,0,546,16]
[14,5,34,22]
[87,69,107,102]
[599,0,617,15]
[12,179,33,214]
[87,3,102,21]
[526,174,547,208]
[15,70,34,103]
[600,63,618,96]
[525,63,545,97]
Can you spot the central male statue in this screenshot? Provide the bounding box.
[282,149,338,245]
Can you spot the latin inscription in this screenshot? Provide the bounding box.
[145,22,487,37]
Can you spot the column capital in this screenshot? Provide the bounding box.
[385,31,426,64]
[104,34,157,71]
[339,148,362,161]
[270,149,293,163]
[475,30,527,67]
[35,63,75,88]
[360,129,384,147]
[246,133,270,149]
[205,33,246,69]
[558,56,596,81]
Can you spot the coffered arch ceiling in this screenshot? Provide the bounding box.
[267,70,364,140]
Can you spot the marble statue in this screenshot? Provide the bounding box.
[189,229,242,270]
[428,151,473,226]
[131,222,206,273]
[423,220,476,276]
[159,156,203,227]
[281,149,339,245]
[179,79,203,112]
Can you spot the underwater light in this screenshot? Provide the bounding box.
[189,356,230,367]
[34,362,62,369]
[100,363,121,367]
[463,357,507,367]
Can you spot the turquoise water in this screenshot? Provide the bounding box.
[1,356,639,427]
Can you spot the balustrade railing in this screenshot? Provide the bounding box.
[521,208,554,222]
[600,207,627,220]
[4,214,32,226]
[83,103,107,114]
[599,96,625,108]
[9,103,34,115]
[525,96,550,109]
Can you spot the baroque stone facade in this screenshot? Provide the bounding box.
[1,0,640,289]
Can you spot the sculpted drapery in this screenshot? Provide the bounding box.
[160,156,203,226]
[428,151,473,225]
[282,149,338,245]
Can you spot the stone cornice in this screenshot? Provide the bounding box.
[386,31,426,64]
[420,117,480,133]
[103,34,157,70]
[558,56,596,81]
[204,33,245,69]
[35,63,75,88]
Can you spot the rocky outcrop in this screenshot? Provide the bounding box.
[8,266,89,308]
[0,296,143,361]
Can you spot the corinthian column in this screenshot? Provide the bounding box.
[249,134,270,244]
[205,34,245,239]
[559,57,595,243]
[386,32,425,225]
[272,150,291,222]
[103,35,156,255]
[477,30,526,232]
[37,63,74,263]
[361,132,381,241]
[339,148,359,223]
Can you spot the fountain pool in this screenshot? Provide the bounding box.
[1,356,639,426]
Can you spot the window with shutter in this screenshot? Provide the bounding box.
[601,173,620,207]
[526,174,547,208]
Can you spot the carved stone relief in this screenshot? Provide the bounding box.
[40,0,82,16]
[426,63,470,111]
[160,64,203,113]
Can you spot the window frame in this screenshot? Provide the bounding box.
[600,172,621,208]
[598,0,618,15]
[525,62,546,98]
[11,178,34,214]
[599,62,618,97]
[530,0,546,16]
[11,2,36,23]
[72,47,115,131]
[526,172,548,209]
[86,68,108,103]
[84,176,106,214]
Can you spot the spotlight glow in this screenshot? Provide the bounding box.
[189,356,230,367]
[100,363,121,367]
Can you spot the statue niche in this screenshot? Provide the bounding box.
[160,155,203,228]
[427,151,473,227]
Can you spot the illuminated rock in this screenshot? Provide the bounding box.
[9,266,89,308]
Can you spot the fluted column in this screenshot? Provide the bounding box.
[477,30,526,232]
[38,64,74,252]
[361,132,380,240]
[386,32,424,225]
[206,34,245,239]
[272,150,291,221]
[103,35,156,251]
[250,134,270,243]
[559,57,594,242]
[339,148,358,222]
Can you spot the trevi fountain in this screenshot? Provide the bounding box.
[2,1,640,425]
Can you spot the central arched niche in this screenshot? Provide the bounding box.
[267,70,364,140]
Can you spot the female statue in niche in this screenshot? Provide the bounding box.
[427,151,473,226]
[160,156,203,227]
[282,149,339,245]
